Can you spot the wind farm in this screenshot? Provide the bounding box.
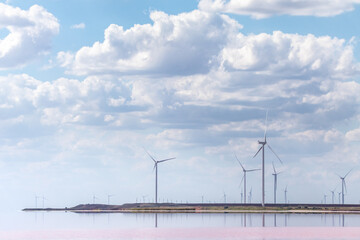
[24,111,360,215]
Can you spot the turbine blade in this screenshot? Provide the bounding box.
[158,157,176,163]
[253,146,263,158]
[239,175,244,187]
[247,168,261,172]
[234,154,245,171]
[344,168,353,179]
[152,163,156,172]
[144,147,156,163]
[272,162,276,174]
[264,109,269,142]
[344,180,348,194]
[267,144,283,164]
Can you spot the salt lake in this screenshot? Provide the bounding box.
[1,212,360,239]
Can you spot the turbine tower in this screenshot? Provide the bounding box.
[284,186,288,204]
[272,162,282,204]
[145,148,175,204]
[337,169,352,205]
[235,154,260,204]
[253,110,283,207]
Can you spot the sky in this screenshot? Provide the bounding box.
[0,0,360,210]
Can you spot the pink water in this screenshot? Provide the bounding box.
[0,227,360,240]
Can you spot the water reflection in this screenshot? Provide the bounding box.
[11,211,359,232]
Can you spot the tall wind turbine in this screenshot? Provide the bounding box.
[145,148,175,204]
[272,162,282,204]
[235,154,260,204]
[284,186,288,204]
[338,169,352,205]
[253,110,283,207]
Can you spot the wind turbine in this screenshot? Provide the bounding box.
[42,196,47,208]
[107,194,114,205]
[35,195,41,208]
[253,110,283,207]
[324,194,327,204]
[284,185,288,204]
[93,194,99,204]
[330,188,336,204]
[272,162,282,204]
[235,154,260,204]
[248,188,253,203]
[337,169,352,205]
[144,148,175,204]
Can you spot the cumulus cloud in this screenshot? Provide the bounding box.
[198,0,360,19]
[0,74,139,137]
[0,7,359,192]
[71,23,86,29]
[64,10,241,76]
[0,3,59,69]
[346,128,360,141]
[221,31,359,78]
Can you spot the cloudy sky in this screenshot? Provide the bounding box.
[0,0,360,210]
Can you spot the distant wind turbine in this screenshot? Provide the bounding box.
[235,154,260,204]
[284,186,288,204]
[337,169,352,205]
[324,194,327,204]
[330,188,336,204]
[93,194,99,204]
[42,196,47,208]
[144,148,175,204]
[248,188,253,203]
[107,194,114,205]
[272,162,282,204]
[35,195,41,208]
[253,110,283,207]
[223,191,227,203]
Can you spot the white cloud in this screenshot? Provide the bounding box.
[198,0,360,18]
[346,128,360,141]
[220,31,359,78]
[64,10,241,76]
[71,23,85,29]
[0,3,59,69]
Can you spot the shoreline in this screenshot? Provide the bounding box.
[22,203,360,214]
